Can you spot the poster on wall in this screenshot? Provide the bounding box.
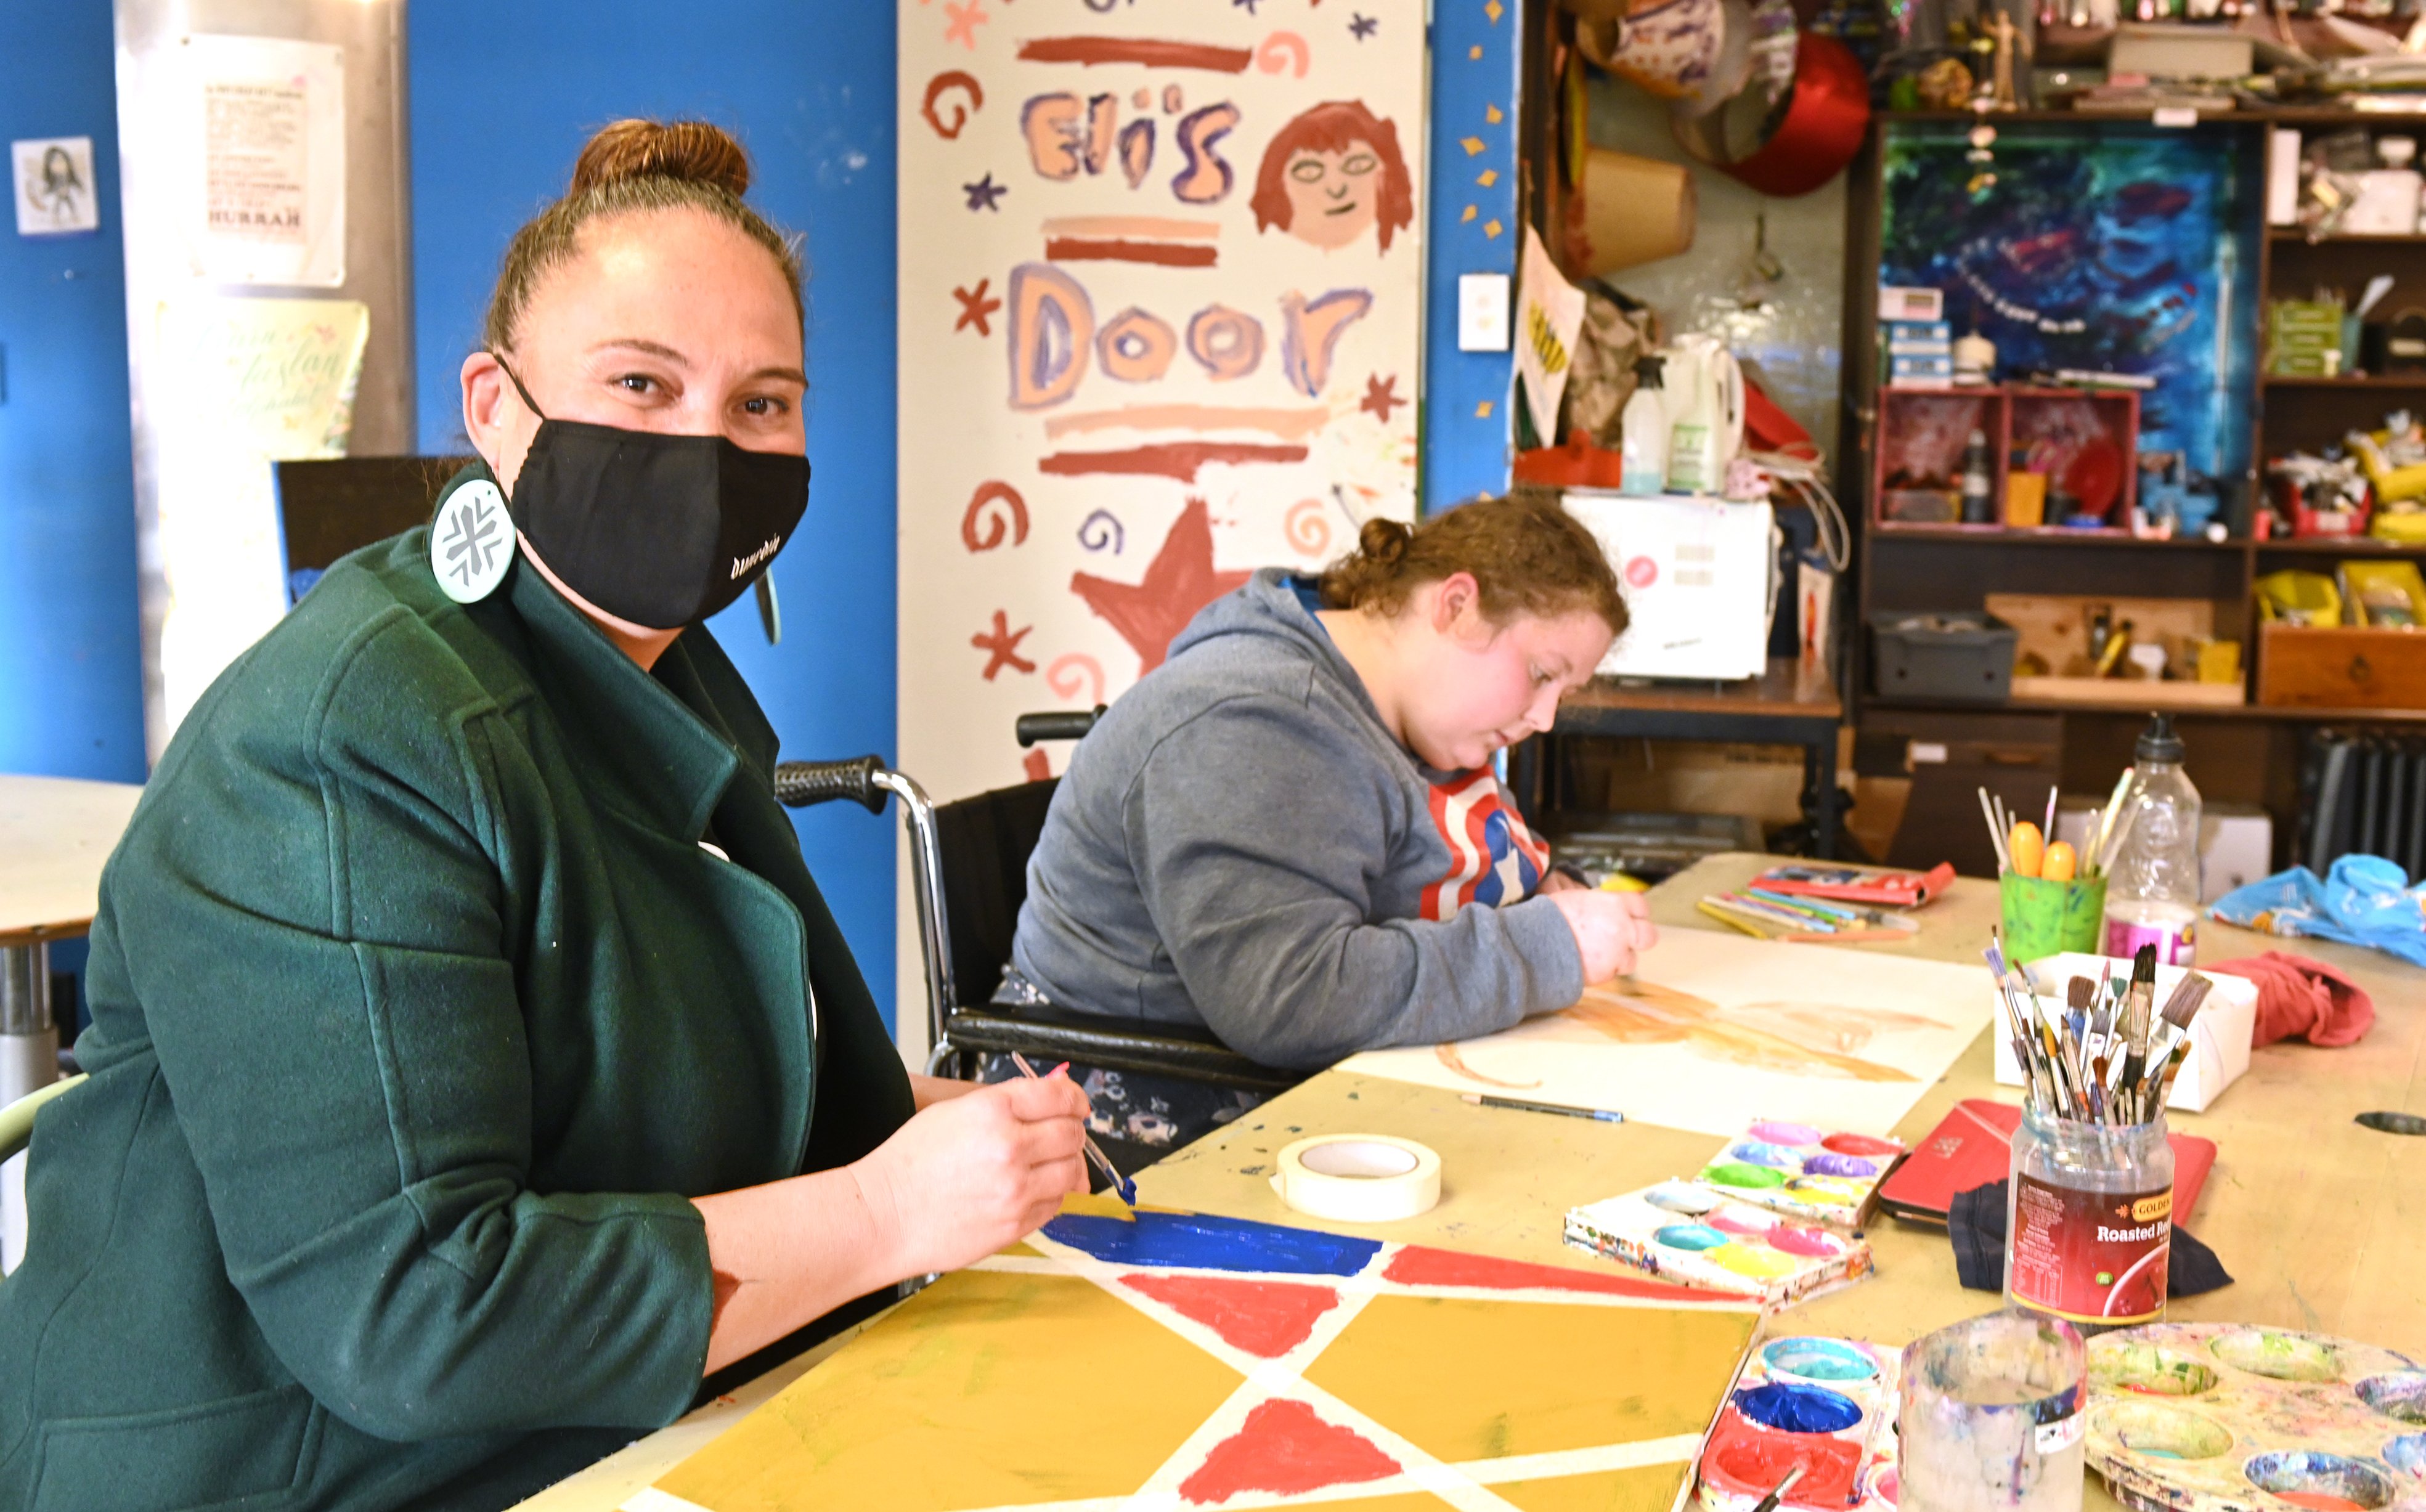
[152,296,368,736]
[897,0,1428,816]
[181,34,347,287]
[11,137,100,237]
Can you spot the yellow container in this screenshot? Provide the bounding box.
[2005,472,2048,527]
[2255,569,2343,627]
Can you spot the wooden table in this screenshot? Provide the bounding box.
[1516,659,1847,858]
[524,852,2426,1511]
[1,774,143,1268]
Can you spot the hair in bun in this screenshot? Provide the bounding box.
[1317,495,1627,638]
[570,118,752,198]
[482,118,802,352]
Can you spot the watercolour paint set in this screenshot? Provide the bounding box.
[1565,1180,1874,1306]
[1695,1335,1902,1511]
[2087,1322,2426,1512]
[1699,1120,1909,1230]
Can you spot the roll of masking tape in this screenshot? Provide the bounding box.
[1269,1134,1441,1224]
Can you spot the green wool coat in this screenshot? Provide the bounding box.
[0,507,914,1511]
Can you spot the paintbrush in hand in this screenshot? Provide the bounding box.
[1009,1052,1136,1205]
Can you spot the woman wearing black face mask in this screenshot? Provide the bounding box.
[0,121,1091,1512]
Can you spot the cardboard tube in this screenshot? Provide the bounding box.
[1565,147,1697,277]
[1269,1134,1442,1223]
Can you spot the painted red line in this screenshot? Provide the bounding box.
[1045,237,1219,268]
[1038,442,1308,482]
[1016,36,1254,71]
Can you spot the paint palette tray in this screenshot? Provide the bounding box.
[1696,1335,1900,1510]
[2087,1322,2426,1512]
[1565,1180,1874,1307]
[1699,1121,1908,1230]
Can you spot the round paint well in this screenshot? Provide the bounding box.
[1707,1243,1799,1280]
[1728,1140,1804,1169]
[1821,1132,1902,1156]
[1868,1465,1899,1505]
[2091,1343,2220,1398]
[2243,1450,2395,1510]
[1765,1225,1846,1258]
[2383,1433,2426,1476]
[1643,1182,1719,1217]
[1804,1152,1881,1179]
[1785,1174,1863,1203]
[1749,1120,1823,1146]
[1706,1423,1862,1505]
[1704,1211,1770,1237]
[1762,1337,1879,1384]
[2359,1373,2426,1426]
[2212,1329,2342,1383]
[2093,1401,2233,1461]
[1732,1381,1865,1435]
[1704,1161,1789,1190]
[1653,1223,1730,1252]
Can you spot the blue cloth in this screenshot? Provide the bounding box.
[2210,856,2426,968]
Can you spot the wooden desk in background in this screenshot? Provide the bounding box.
[1515,659,1846,859]
[0,774,144,1269]
[521,851,2425,1511]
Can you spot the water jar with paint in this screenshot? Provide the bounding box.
[2001,870,2108,965]
[1899,1309,2087,1512]
[2006,1107,2175,1335]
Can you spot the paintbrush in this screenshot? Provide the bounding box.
[2043,785,2059,853]
[2114,947,2158,1122]
[2093,766,2136,866]
[1751,1465,1805,1512]
[1009,1052,1136,1205]
[2139,973,2213,1114]
[1977,787,2012,872]
[2097,800,2140,877]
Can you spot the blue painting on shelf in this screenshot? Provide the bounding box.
[1881,124,2259,487]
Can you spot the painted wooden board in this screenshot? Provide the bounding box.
[895,0,1428,810]
[630,1198,1759,1512]
[1338,928,1997,1139]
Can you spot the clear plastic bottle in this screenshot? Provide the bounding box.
[2103,713,2202,965]
[1619,356,1669,495]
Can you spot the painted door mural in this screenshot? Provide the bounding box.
[897,0,1427,813]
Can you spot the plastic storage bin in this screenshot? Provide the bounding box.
[1871,611,2019,702]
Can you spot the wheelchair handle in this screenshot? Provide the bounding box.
[1016,707,1105,747]
[773,755,888,813]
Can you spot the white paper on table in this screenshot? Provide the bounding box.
[1341,927,1995,1138]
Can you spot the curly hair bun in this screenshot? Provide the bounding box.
[570,119,751,199]
[1356,518,1413,566]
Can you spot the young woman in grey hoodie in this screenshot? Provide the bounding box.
[1002,494,1655,1160]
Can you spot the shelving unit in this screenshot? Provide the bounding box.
[1846,106,2426,872]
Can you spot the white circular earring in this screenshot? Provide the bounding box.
[431,478,516,604]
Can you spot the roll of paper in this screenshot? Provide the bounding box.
[1565,148,1697,277]
[1269,1134,1442,1224]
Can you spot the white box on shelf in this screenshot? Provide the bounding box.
[2347,169,2424,235]
[1990,951,2258,1113]
[1561,490,1777,681]
[2268,128,2301,225]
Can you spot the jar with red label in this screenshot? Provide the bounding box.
[2005,1107,2174,1335]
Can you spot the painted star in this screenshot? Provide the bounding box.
[943,0,988,49]
[1070,497,1250,674]
[1360,373,1404,424]
[953,278,1001,335]
[963,173,1007,212]
[971,610,1036,681]
[1349,12,1377,38]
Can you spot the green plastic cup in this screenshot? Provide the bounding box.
[2000,871,2107,965]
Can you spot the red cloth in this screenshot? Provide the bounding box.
[2204,952,2377,1047]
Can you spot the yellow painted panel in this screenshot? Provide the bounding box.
[1305,1297,1754,1462]
[655,1270,1242,1512]
[1494,1465,1693,1512]
[1288,1495,1459,1512]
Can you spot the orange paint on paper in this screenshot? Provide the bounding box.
[1041,216,1221,241]
[1043,403,1334,441]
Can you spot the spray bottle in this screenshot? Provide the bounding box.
[1619,356,1669,495]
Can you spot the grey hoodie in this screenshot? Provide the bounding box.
[1009,569,1585,1070]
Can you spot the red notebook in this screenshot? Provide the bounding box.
[1877,1099,2218,1227]
[1754,862,1956,908]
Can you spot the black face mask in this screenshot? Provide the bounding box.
[494,359,810,630]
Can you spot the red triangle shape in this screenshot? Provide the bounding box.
[1179,1399,1401,1505]
[1120,1272,1341,1358]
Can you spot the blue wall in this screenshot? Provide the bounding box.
[0,2,145,784]
[1421,0,1523,513]
[408,2,903,1029]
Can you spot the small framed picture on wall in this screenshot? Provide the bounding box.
[13,136,101,237]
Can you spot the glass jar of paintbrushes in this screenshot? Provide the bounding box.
[1984,940,2212,1336]
[1980,784,2124,965]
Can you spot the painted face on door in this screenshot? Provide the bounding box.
[1280,148,1381,250]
